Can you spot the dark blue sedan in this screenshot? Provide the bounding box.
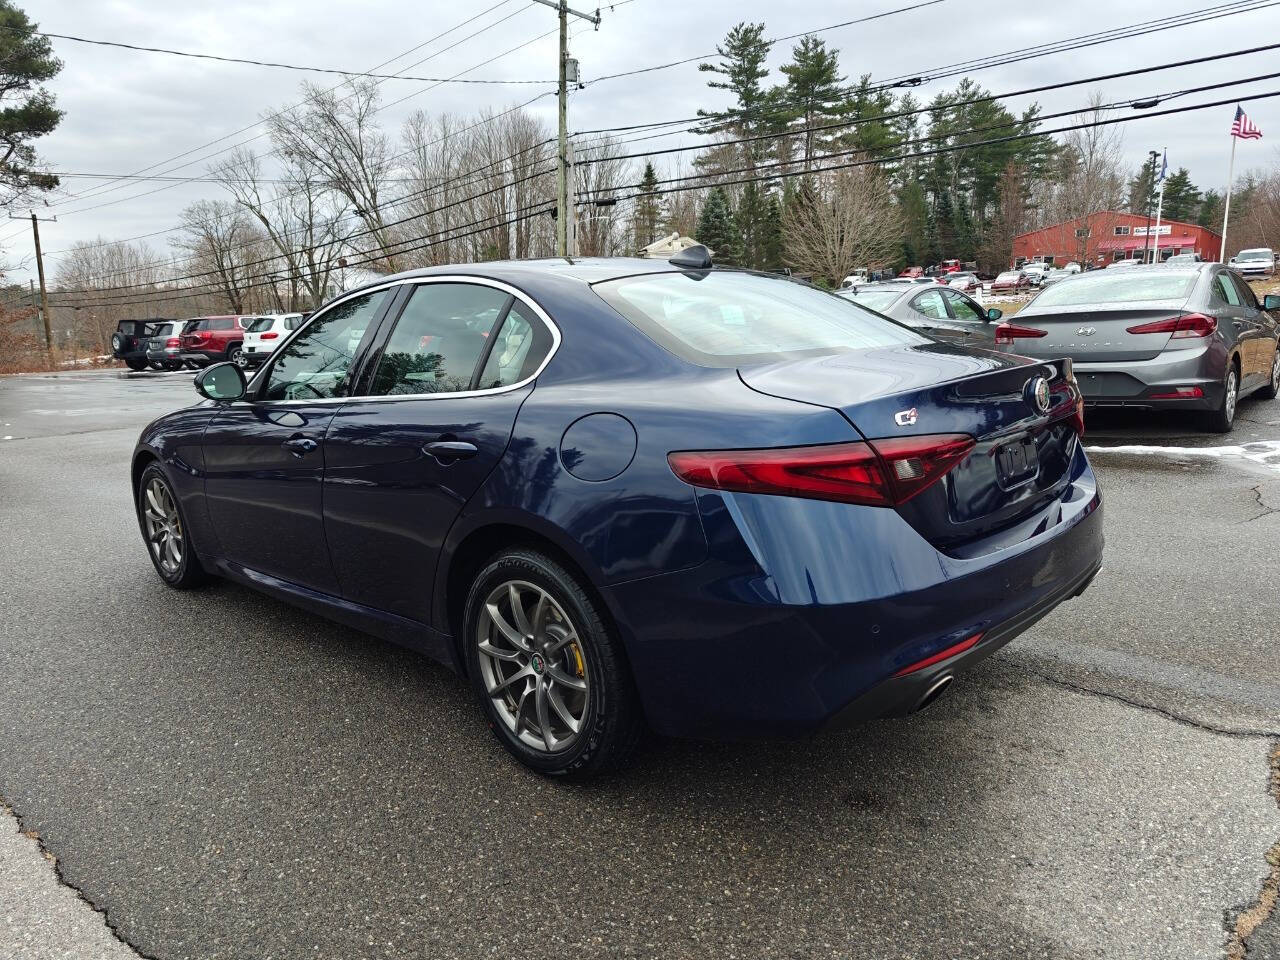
[132,250,1103,777]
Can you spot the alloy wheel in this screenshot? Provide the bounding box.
[142,477,184,576]
[234,351,249,369]
[1225,369,1238,425]
[1272,351,1280,392]
[476,580,589,753]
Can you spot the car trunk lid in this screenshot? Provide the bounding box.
[999,300,1195,362]
[738,342,1083,552]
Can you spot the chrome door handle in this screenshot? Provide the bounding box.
[423,440,478,463]
[281,436,318,456]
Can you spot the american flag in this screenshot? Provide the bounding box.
[1231,106,1263,140]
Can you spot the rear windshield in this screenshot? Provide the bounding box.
[594,271,925,366]
[151,323,174,337]
[1031,271,1197,307]
[845,289,901,312]
[246,317,275,332]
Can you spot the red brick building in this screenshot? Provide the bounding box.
[1012,211,1222,269]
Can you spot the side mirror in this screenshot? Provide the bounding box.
[1265,295,1280,311]
[986,307,1003,322]
[195,362,246,402]
[1229,257,1237,264]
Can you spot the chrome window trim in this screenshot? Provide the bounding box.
[243,275,562,406]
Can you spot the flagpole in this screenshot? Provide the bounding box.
[1220,135,1237,263]
[1151,149,1166,264]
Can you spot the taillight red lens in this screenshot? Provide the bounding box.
[994,323,1048,345]
[165,337,180,348]
[1125,313,1216,338]
[260,332,278,340]
[893,632,984,677]
[667,434,975,508]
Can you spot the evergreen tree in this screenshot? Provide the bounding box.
[632,161,663,250]
[696,22,773,161]
[1159,167,1202,223]
[778,35,845,170]
[1127,156,1159,216]
[695,187,743,264]
[0,1,63,202]
[1198,189,1224,231]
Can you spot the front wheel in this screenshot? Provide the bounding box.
[136,464,209,589]
[1257,342,1280,400]
[1205,363,1239,433]
[463,549,644,778]
[124,357,148,371]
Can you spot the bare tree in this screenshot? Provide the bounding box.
[170,200,264,313]
[574,136,633,257]
[782,164,903,284]
[267,78,400,271]
[213,148,349,309]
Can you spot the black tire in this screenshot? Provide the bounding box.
[1205,360,1240,433]
[124,357,149,371]
[148,360,163,371]
[135,463,209,589]
[463,549,644,778]
[225,343,242,365]
[1257,341,1280,400]
[164,360,184,372]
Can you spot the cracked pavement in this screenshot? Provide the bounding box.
[1,370,1278,959]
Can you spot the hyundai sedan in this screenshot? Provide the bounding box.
[132,250,1103,777]
[994,263,1280,432]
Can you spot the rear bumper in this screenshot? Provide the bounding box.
[180,351,216,366]
[607,446,1104,740]
[1074,346,1224,410]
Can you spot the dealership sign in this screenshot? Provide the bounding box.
[1132,225,1172,236]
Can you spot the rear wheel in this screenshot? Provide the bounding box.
[124,357,148,371]
[1205,362,1239,433]
[136,464,208,589]
[463,549,644,778]
[1257,341,1280,400]
[226,343,243,365]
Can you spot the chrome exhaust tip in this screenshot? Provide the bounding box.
[914,675,954,713]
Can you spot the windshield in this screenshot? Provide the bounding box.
[1237,249,1272,260]
[996,272,1020,281]
[594,271,926,367]
[1030,271,1197,306]
[246,317,275,332]
[846,289,902,312]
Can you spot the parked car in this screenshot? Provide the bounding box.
[131,252,1102,777]
[144,320,190,371]
[993,263,1280,432]
[900,266,924,278]
[839,283,1002,344]
[1040,268,1074,287]
[1062,262,1082,274]
[112,319,174,371]
[946,272,982,294]
[1106,258,1144,269]
[1021,263,1052,287]
[239,313,306,368]
[1165,253,1201,266]
[180,315,250,367]
[1229,247,1276,278]
[938,259,962,274]
[990,270,1030,293]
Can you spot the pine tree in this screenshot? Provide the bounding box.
[1198,189,1224,231]
[0,1,63,202]
[778,35,845,170]
[632,161,663,250]
[1159,167,1202,223]
[696,22,773,159]
[1127,156,1159,216]
[695,187,742,264]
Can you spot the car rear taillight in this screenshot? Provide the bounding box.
[893,632,984,677]
[1125,313,1216,338]
[667,434,976,508]
[260,332,279,340]
[165,337,181,348]
[1148,386,1205,399]
[994,323,1048,345]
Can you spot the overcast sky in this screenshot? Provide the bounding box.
[6,0,1280,284]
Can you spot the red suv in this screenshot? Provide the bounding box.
[180,315,250,367]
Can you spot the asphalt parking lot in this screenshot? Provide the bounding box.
[1,368,1278,960]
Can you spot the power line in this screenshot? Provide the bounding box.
[14,25,555,84]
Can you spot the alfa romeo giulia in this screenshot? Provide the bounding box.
[132,248,1103,777]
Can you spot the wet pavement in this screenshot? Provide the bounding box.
[0,368,1277,960]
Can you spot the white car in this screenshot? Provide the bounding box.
[239,313,305,368]
[1229,248,1276,278]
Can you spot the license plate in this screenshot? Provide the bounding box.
[996,437,1038,486]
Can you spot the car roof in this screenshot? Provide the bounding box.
[343,257,698,294]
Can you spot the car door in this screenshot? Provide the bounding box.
[322,279,557,626]
[1229,271,1272,388]
[1210,271,1259,385]
[907,288,969,341]
[200,288,394,594]
[939,288,996,343]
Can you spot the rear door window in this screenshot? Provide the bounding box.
[476,301,553,390]
[368,283,511,396]
[911,289,948,320]
[1230,273,1259,309]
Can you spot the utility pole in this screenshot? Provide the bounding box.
[11,211,56,354]
[532,0,600,258]
[1141,150,1158,264]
